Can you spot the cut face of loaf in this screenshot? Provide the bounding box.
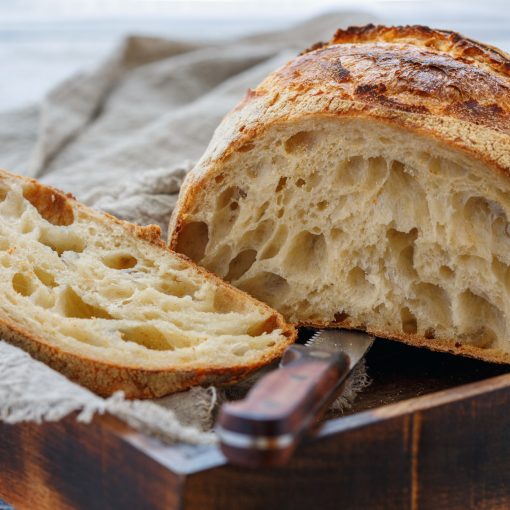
[169,25,510,364]
[173,117,510,362]
[0,170,294,398]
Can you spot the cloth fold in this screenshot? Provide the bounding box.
[0,11,375,443]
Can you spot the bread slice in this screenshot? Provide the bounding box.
[169,25,510,364]
[0,169,295,398]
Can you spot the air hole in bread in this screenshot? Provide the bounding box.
[334,311,350,322]
[492,215,510,240]
[462,196,508,245]
[102,252,137,270]
[457,254,486,274]
[212,205,240,240]
[305,172,321,190]
[0,184,9,202]
[217,186,246,209]
[99,283,135,300]
[439,265,454,280]
[330,228,345,243]
[347,267,374,297]
[317,200,328,211]
[457,290,502,348]
[0,238,9,251]
[253,201,270,223]
[213,287,248,313]
[12,272,34,297]
[60,287,113,319]
[495,259,510,293]
[211,186,246,237]
[459,327,498,349]
[59,324,109,347]
[238,271,290,308]
[413,282,451,326]
[20,215,36,234]
[226,249,257,281]
[39,229,85,256]
[398,245,417,278]
[401,307,418,334]
[366,157,389,187]
[156,277,199,298]
[387,228,418,251]
[247,315,278,336]
[34,267,57,287]
[337,156,363,187]
[284,231,326,272]
[205,244,233,278]
[424,328,435,339]
[429,157,441,175]
[284,131,316,153]
[23,184,74,226]
[217,187,235,209]
[259,225,288,260]
[120,325,174,351]
[296,178,306,187]
[491,257,507,282]
[240,219,275,249]
[275,177,287,192]
[387,228,418,278]
[175,221,209,261]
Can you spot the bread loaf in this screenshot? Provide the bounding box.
[169,25,510,363]
[0,169,295,398]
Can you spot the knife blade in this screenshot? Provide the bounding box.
[216,329,374,467]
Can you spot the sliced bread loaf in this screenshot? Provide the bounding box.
[0,169,295,398]
[169,25,510,364]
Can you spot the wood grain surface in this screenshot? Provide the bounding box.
[0,413,186,510]
[2,340,510,510]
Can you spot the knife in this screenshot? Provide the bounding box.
[216,329,374,467]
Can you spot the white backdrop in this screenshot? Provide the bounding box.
[0,0,509,111]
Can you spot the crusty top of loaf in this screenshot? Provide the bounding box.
[178,24,510,197]
[293,25,510,131]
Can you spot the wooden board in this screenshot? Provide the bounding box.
[1,339,510,510]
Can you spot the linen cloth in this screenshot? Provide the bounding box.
[0,12,375,443]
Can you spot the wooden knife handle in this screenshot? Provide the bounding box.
[216,344,351,467]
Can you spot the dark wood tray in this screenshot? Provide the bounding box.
[2,339,510,510]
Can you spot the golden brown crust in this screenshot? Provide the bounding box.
[22,183,75,226]
[169,25,510,365]
[280,25,510,133]
[0,169,296,398]
[328,25,510,75]
[1,314,290,398]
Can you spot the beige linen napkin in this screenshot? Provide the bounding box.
[0,12,375,443]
